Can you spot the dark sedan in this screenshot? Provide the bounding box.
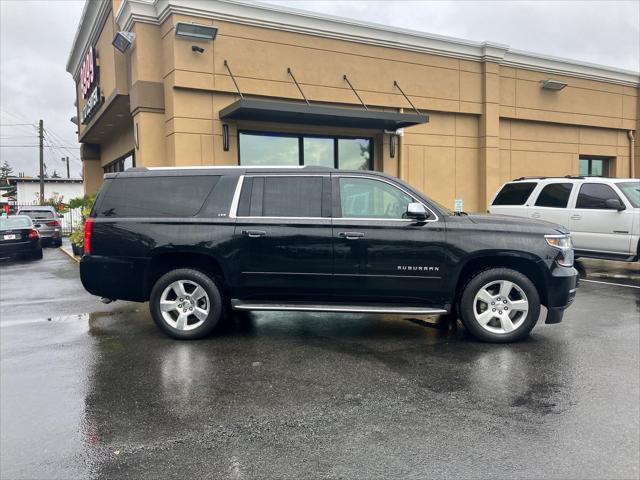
[0,215,43,260]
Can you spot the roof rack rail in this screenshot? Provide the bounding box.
[512,175,585,181]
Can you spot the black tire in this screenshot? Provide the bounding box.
[31,248,43,260]
[459,268,540,343]
[54,238,63,248]
[149,268,224,340]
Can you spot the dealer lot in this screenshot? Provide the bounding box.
[1,248,638,479]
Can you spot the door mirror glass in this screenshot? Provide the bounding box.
[605,198,625,211]
[406,202,429,221]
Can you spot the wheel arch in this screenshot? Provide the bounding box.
[145,249,229,300]
[454,252,548,307]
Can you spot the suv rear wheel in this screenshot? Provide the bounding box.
[149,268,223,340]
[459,268,540,342]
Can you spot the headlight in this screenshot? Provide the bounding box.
[545,234,574,267]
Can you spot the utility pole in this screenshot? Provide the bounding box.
[38,119,44,204]
[62,156,70,178]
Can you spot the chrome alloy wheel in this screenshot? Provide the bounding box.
[159,280,210,331]
[472,280,529,334]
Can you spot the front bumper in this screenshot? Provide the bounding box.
[544,265,578,324]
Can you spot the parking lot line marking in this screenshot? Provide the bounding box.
[59,246,80,263]
[581,279,640,289]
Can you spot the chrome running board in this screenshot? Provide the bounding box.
[231,300,447,315]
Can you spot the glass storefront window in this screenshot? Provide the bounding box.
[338,138,370,170]
[239,132,372,170]
[303,137,334,168]
[239,133,299,166]
[103,153,135,173]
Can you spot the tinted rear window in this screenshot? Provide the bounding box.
[98,176,218,217]
[492,182,537,206]
[534,183,573,208]
[575,183,620,209]
[238,176,323,217]
[19,210,54,219]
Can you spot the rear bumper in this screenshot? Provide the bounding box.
[544,265,578,324]
[38,228,61,240]
[0,239,41,257]
[80,255,149,302]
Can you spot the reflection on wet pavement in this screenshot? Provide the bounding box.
[1,248,639,478]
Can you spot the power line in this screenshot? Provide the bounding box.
[43,128,82,162]
[0,123,35,126]
[0,144,80,149]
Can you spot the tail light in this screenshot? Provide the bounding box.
[84,218,94,255]
[46,220,60,227]
[28,229,40,240]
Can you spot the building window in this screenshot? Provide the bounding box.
[579,156,610,177]
[103,152,135,174]
[238,131,373,170]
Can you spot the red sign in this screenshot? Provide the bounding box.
[80,46,97,99]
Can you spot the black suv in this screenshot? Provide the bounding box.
[80,166,577,342]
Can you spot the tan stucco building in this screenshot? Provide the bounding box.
[67,0,640,212]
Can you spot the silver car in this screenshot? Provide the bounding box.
[16,206,62,247]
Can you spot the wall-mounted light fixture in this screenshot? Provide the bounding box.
[112,31,136,53]
[175,22,218,41]
[222,124,230,151]
[191,45,205,54]
[541,79,567,91]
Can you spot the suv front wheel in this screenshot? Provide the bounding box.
[459,268,540,343]
[149,268,223,340]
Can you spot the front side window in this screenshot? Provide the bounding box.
[339,177,413,219]
[579,157,610,177]
[616,182,640,208]
[575,183,621,209]
[492,182,537,206]
[239,132,372,170]
[238,176,323,218]
[535,183,573,208]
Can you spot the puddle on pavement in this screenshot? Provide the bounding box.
[1,310,141,328]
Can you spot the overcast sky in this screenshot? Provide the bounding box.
[1,0,638,178]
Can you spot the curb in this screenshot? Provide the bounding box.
[59,246,80,264]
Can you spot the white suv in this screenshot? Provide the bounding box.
[489,176,640,262]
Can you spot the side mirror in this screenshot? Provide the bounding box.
[406,202,429,221]
[605,198,625,211]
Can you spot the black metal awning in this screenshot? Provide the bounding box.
[219,98,429,130]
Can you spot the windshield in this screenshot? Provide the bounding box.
[0,216,32,230]
[19,210,55,219]
[616,182,640,208]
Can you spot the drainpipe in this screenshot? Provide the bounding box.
[628,130,636,178]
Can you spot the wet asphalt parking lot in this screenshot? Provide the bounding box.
[1,247,639,479]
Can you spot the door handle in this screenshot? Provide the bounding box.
[570,215,581,220]
[242,229,267,238]
[339,231,365,240]
[531,212,541,219]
